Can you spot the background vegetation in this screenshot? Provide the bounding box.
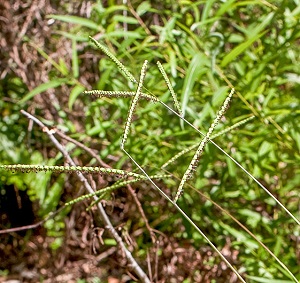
[0,0,299,282]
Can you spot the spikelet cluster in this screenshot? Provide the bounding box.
[66,174,169,207]
[0,164,144,179]
[157,61,183,116]
[83,90,159,102]
[173,88,234,202]
[89,36,137,84]
[162,115,254,169]
[121,60,148,149]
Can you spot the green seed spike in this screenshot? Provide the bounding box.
[65,174,170,207]
[83,90,159,102]
[88,36,138,84]
[173,88,234,203]
[162,115,255,169]
[157,61,183,116]
[0,164,145,179]
[121,60,148,149]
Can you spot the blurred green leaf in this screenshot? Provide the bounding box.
[101,31,143,39]
[19,79,67,103]
[112,15,139,24]
[246,276,293,283]
[72,39,79,78]
[137,1,151,16]
[181,53,209,117]
[48,14,100,30]
[69,84,85,110]
[221,31,267,67]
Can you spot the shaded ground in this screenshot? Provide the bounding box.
[0,190,239,282]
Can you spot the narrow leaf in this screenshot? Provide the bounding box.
[20,79,67,103]
[221,31,267,67]
[69,84,85,110]
[72,39,79,78]
[181,53,208,117]
[48,15,100,31]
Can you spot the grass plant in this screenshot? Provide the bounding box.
[1,1,299,282]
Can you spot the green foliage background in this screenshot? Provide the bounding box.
[1,0,299,282]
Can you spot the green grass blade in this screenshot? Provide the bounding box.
[29,41,68,75]
[47,15,100,31]
[246,12,275,37]
[69,84,85,110]
[101,31,144,39]
[72,39,79,78]
[221,31,267,67]
[181,53,209,118]
[20,79,67,103]
[201,0,215,23]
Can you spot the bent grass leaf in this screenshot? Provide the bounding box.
[29,41,68,76]
[69,84,85,110]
